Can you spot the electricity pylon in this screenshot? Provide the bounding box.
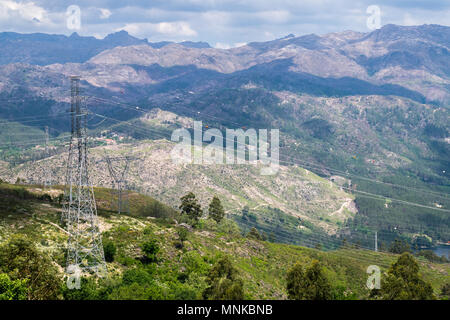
[61,76,106,275]
[103,155,137,214]
[43,126,52,188]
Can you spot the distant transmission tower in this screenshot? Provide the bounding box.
[374,231,378,252]
[104,155,137,214]
[61,76,106,275]
[43,126,52,188]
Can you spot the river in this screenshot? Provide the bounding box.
[432,245,450,259]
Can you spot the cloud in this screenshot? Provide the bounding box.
[99,8,111,19]
[215,42,231,49]
[0,0,449,45]
[215,42,248,49]
[119,21,197,38]
[0,0,49,23]
[157,21,197,36]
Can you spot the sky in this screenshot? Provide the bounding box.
[0,0,449,48]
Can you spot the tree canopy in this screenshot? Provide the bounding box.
[286,260,333,300]
[379,252,435,300]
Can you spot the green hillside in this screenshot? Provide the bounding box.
[0,181,448,300]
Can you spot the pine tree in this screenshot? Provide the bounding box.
[179,192,203,222]
[208,196,225,223]
[379,252,435,300]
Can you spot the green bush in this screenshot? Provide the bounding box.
[141,240,159,263]
[378,253,435,300]
[0,235,61,300]
[177,227,188,244]
[286,260,333,300]
[202,256,244,300]
[0,273,28,300]
[62,277,102,300]
[103,241,117,263]
[217,219,241,236]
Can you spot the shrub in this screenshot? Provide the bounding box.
[202,256,244,300]
[0,235,61,300]
[62,277,102,300]
[440,283,450,299]
[247,227,262,240]
[286,260,333,300]
[378,252,435,300]
[0,273,28,300]
[216,219,241,236]
[103,241,117,263]
[141,240,159,263]
[389,239,411,254]
[177,227,188,244]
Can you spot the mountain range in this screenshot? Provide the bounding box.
[0,24,448,248]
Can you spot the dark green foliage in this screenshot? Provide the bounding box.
[139,200,177,219]
[415,250,449,263]
[413,235,432,248]
[177,227,188,243]
[378,253,435,300]
[286,260,333,300]
[38,193,52,202]
[241,206,249,218]
[202,256,244,300]
[0,235,61,300]
[122,268,154,286]
[208,196,225,223]
[331,284,358,300]
[103,241,117,263]
[389,239,411,254]
[0,273,28,300]
[141,240,159,263]
[440,283,450,299]
[62,277,103,300]
[302,118,333,139]
[424,124,447,138]
[247,227,262,240]
[179,192,203,223]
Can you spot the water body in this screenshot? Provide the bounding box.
[432,245,450,259]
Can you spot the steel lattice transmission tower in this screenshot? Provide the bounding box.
[104,155,137,214]
[62,76,106,275]
[43,126,52,188]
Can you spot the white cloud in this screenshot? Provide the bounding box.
[119,21,197,38]
[0,0,49,23]
[215,42,231,49]
[99,8,111,19]
[157,22,197,36]
[215,42,247,49]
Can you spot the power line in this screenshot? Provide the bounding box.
[87,109,450,213]
[88,95,450,199]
